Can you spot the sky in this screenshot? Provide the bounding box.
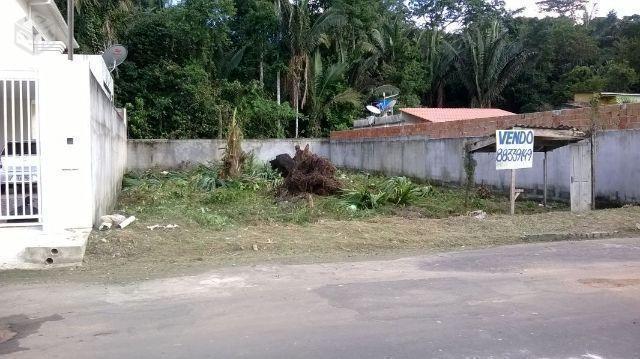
[504,0,639,18]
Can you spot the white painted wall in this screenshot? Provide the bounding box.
[34,55,125,231]
[90,71,127,225]
[37,56,94,231]
[0,36,127,270]
[0,0,32,59]
[1,0,73,60]
[0,1,127,269]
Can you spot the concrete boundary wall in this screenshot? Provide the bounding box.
[127,138,330,171]
[90,73,128,225]
[126,129,639,203]
[330,129,640,203]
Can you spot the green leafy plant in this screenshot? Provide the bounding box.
[383,177,433,205]
[342,185,388,210]
[191,165,221,191]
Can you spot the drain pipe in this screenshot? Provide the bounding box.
[67,0,74,60]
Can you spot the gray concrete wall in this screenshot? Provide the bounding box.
[90,74,128,225]
[330,129,640,203]
[330,136,469,184]
[127,138,330,171]
[126,130,639,203]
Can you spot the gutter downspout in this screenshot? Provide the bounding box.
[67,0,74,60]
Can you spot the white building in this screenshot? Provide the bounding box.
[0,0,127,269]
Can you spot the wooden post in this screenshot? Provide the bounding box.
[543,151,548,207]
[590,134,596,210]
[510,169,516,215]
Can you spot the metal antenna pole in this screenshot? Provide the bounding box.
[67,0,74,61]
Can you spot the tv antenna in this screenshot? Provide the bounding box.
[102,44,128,72]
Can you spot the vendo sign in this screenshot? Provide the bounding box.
[495,129,534,170]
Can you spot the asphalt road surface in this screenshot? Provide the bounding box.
[1,238,640,359]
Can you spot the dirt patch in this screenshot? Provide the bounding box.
[578,278,640,288]
[2,207,638,285]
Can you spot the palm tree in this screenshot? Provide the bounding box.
[419,28,454,108]
[449,21,532,108]
[353,16,406,89]
[308,52,361,137]
[275,0,345,137]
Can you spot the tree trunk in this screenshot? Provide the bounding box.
[276,70,281,105]
[259,51,264,87]
[294,82,299,138]
[218,107,223,139]
[436,82,445,108]
[295,98,299,139]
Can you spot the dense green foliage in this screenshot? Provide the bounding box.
[61,0,640,138]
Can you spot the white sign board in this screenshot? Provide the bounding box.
[495,129,534,170]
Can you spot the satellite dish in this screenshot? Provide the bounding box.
[102,44,128,72]
[383,99,397,112]
[366,105,382,115]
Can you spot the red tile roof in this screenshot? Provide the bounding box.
[400,108,515,123]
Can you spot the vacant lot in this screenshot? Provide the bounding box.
[3,166,638,284]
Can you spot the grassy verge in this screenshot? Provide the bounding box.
[5,166,637,284]
[1,206,632,284]
[117,166,562,231]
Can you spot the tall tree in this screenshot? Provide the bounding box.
[275,0,345,137]
[536,0,588,19]
[450,21,532,108]
[409,0,513,29]
[231,0,279,85]
[308,52,361,136]
[420,29,454,107]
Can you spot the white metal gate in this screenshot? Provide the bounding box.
[0,76,41,224]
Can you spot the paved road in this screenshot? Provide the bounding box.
[1,238,640,359]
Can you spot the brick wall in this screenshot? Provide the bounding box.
[331,103,640,140]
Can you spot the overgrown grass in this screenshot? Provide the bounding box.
[118,164,564,231]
